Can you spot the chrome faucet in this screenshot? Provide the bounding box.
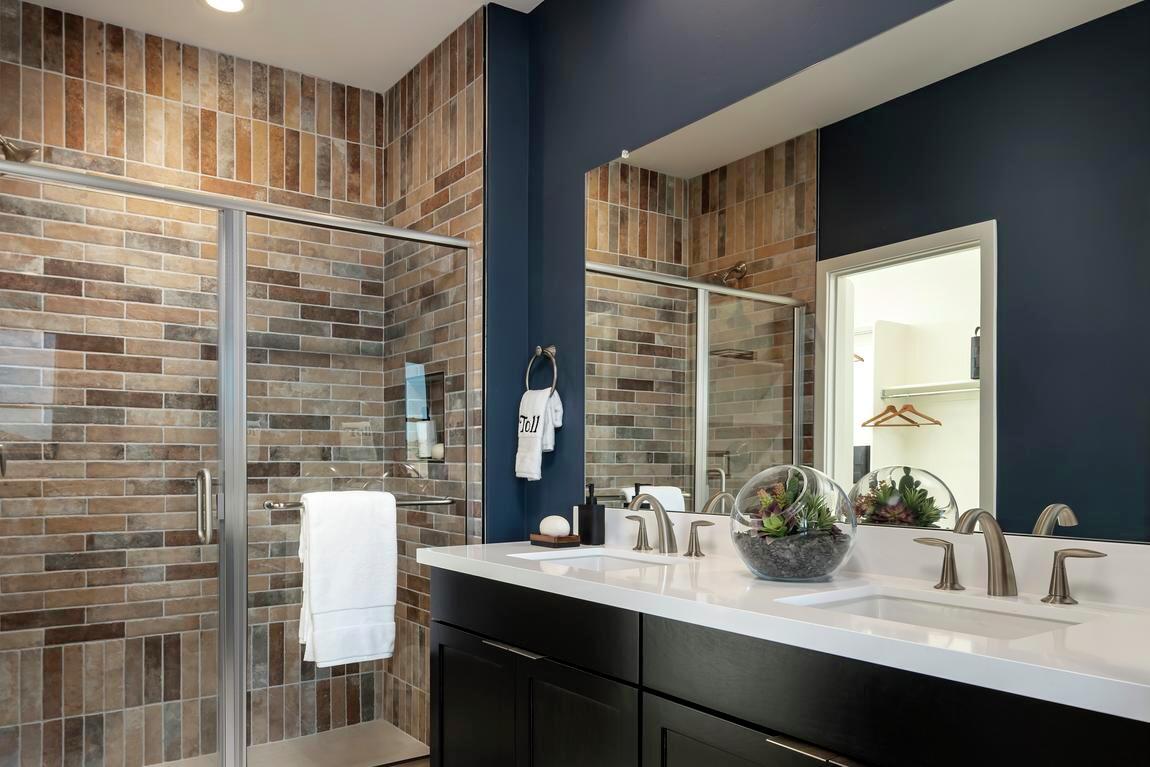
[628,493,677,554]
[1032,503,1078,536]
[955,508,1017,596]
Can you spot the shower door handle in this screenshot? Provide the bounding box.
[196,468,214,545]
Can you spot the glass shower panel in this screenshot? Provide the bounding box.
[705,295,796,504]
[585,272,696,509]
[243,217,469,759]
[0,177,221,767]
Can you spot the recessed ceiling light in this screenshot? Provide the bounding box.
[204,0,245,12]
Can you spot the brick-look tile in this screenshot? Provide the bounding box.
[2,3,486,758]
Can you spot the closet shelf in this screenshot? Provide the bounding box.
[881,380,980,400]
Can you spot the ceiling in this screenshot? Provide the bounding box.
[626,0,1141,178]
[43,0,544,93]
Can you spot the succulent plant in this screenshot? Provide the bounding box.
[748,468,840,538]
[854,467,944,527]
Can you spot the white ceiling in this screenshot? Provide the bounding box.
[43,0,544,93]
[626,0,1141,178]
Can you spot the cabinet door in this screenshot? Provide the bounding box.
[518,656,639,767]
[643,693,833,767]
[431,622,519,767]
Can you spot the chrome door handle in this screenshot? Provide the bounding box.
[196,468,213,545]
[481,639,544,661]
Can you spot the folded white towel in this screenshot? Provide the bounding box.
[622,485,686,512]
[515,389,551,480]
[542,390,563,453]
[298,491,396,668]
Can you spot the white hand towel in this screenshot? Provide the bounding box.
[515,389,551,480]
[542,390,563,453]
[621,485,686,512]
[298,491,396,668]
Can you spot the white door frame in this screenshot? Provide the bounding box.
[814,221,997,512]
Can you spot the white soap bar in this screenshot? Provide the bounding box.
[539,515,571,537]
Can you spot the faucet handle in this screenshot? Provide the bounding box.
[914,537,964,591]
[684,520,715,558]
[625,515,653,551]
[1042,548,1106,605]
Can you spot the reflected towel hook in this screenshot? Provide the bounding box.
[525,345,558,396]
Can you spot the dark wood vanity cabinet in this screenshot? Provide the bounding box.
[430,620,638,767]
[431,622,519,767]
[643,693,846,767]
[430,569,640,767]
[430,569,1150,767]
[517,654,638,766]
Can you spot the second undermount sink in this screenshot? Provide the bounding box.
[779,586,1086,640]
[508,548,680,573]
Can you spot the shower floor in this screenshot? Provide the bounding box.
[162,720,428,767]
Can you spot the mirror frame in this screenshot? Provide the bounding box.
[813,220,998,516]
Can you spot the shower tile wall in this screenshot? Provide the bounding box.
[584,162,695,497]
[0,0,387,217]
[583,133,817,502]
[0,177,223,766]
[244,222,468,747]
[0,1,485,761]
[687,131,818,469]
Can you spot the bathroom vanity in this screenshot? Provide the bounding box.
[419,543,1150,767]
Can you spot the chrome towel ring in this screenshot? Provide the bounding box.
[525,345,558,396]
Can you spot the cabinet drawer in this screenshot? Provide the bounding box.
[643,693,852,767]
[431,568,640,683]
[643,615,1149,767]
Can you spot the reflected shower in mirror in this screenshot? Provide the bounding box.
[583,149,812,514]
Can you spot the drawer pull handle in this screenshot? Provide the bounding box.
[481,639,544,661]
[766,735,829,762]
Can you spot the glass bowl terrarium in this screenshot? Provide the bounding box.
[849,466,959,530]
[730,465,856,582]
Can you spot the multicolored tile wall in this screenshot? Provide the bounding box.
[583,133,817,505]
[0,1,484,762]
[584,161,695,499]
[688,131,817,476]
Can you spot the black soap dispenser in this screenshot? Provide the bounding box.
[578,484,605,545]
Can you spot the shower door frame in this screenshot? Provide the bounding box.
[584,261,806,510]
[0,158,472,767]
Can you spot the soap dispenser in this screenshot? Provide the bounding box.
[577,484,605,545]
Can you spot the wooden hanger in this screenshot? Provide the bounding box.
[861,403,942,428]
[899,403,942,426]
[861,405,918,427]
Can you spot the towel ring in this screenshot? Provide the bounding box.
[525,345,558,396]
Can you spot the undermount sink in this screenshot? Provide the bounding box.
[779,586,1085,640]
[508,548,680,573]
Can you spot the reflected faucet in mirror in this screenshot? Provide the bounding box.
[700,491,735,517]
[1032,503,1078,536]
[628,493,677,554]
[955,509,1017,597]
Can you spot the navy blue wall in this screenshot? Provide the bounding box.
[508,0,945,535]
[819,3,1150,541]
[484,5,532,541]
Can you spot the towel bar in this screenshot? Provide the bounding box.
[264,497,456,510]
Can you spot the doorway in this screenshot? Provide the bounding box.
[815,222,996,518]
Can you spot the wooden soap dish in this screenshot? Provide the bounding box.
[529,533,581,548]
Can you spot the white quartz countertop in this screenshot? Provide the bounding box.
[417,542,1150,723]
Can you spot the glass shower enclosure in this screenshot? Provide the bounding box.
[0,158,475,767]
[585,262,805,512]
